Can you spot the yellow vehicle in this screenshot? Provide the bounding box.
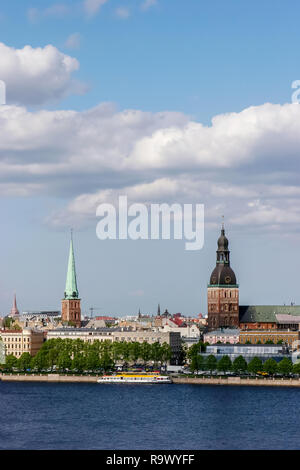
[257,371,269,376]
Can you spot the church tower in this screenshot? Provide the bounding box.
[207,224,239,330]
[10,294,20,317]
[61,233,81,328]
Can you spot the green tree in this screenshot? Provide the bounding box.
[100,351,114,372]
[112,342,124,363]
[263,358,278,376]
[57,351,72,372]
[190,356,199,373]
[31,351,48,371]
[151,342,163,366]
[190,355,205,374]
[161,343,172,368]
[5,354,18,371]
[217,355,232,374]
[293,362,300,375]
[187,342,207,362]
[129,342,141,364]
[18,352,32,372]
[247,357,263,375]
[120,342,131,367]
[3,317,13,328]
[72,353,85,372]
[48,348,59,372]
[205,355,217,374]
[277,358,293,376]
[85,350,100,371]
[232,355,248,374]
[140,342,152,366]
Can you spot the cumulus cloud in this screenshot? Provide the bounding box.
[0,42,86,105]
[0,101,300,234]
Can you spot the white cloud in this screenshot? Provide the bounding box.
[0,42,86,105]
[141,0,157,11]
[0,101,300,234]
[27,4,71,22]
[115,7,130,19]
[83,0,108,16]
[64,33,81,50]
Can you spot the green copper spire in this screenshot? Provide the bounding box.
[64,231,79,299]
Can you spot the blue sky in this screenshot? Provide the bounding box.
[0,0,300,316]
[1,0,299,118]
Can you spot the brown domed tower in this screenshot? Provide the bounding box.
[207,224,239,330]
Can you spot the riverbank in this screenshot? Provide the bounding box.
[0,373,99,383]
[2,373,300,387]
[172,376,300,387]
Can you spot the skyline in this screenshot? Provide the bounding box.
[0,1,300,314]
[2,223,299,318]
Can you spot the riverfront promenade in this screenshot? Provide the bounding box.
[0,373,99,383]
[172,376,300,387]
[2,373,300,387]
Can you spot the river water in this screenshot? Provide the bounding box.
[0,382,299,449]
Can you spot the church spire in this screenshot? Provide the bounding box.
[217,221,230,265]
[10,293,20,316]
[64,231,79,300]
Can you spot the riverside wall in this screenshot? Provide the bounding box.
[172,376,300,387]
[0,373,99,383]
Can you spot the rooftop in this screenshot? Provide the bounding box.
[205,329,240,336]
[240,305,300,323]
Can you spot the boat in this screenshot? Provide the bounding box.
[97,373,172,384]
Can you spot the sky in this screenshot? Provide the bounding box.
[0,0,300,317]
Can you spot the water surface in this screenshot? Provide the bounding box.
[0,382,299,449]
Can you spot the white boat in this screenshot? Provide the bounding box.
[97,374,172,384]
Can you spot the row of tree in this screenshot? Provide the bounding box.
[189,354,300,376]
[2,338,173,373]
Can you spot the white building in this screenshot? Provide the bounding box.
[204,328,240,345]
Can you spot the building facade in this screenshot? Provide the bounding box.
[204,328,240,345]
[0,328,45,358]
[239,329,299,346]
[0,338,5,364]
[203,343,291,363]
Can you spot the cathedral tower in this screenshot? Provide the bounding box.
[207,224,239,330]
[61,233,81,328]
